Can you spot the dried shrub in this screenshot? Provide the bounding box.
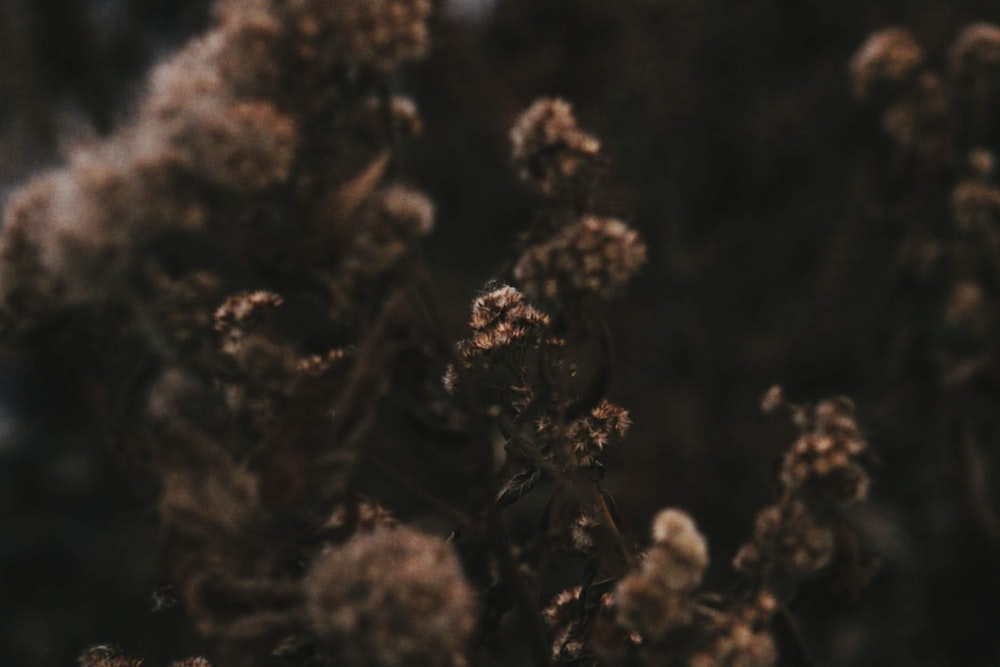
[0,3,896,667]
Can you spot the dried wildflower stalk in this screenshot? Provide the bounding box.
[736,391,872,587]
[0,5,884,667]
[431,98,649,665]
[0,2,480,667]
[851,23,1000,542]
[443,98,877,666]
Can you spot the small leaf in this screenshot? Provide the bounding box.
[495,467,542,508]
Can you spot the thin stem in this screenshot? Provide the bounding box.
[360,450,471,526]
[409,259,552,667]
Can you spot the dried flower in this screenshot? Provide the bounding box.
[514,215,647,301]
[615,571,696,640]
[544,399,631,469]
[646,509,709,591]
[615,509,708,640]
[144,33,227,119]
[510,97,601,197]
[215,3,285,98]
[736,391,872,585]
[305,526,477,667]
[689,594,778,667]
[968,147,996,177]
[952,179,1000,232]
[379,184,436,236]
[288,0,432,72]
[570,512,601,551]
[780,397,868,501]
[850,27,924,100]
[950,23,1000,79]
[0,176,64,329]
[455,284,551,367]
[167,99,298,191]
[734,500,836,577]
[542,587,582,628]
[944,280,992,336]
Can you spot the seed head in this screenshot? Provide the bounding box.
[514,215,646,301]
[305,526,477,667]
[850,27,924,100]
[510,97,601,197]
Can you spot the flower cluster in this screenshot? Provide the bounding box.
[510,97,602,199]
[687,594,777,667]
[513,215,647,302]
[949,23,1000,82]
[849,27,924,101]
[850,26,950,163]
[735,391,870,581]
[615,509,709,639]
[305,526,478,667]
[508,99,647,307]
[0,0,437,332]
[779,396,869,500]
[536,398,631,470]
[453,283,552,370]
[0,2,461,666]
[615,511,778,666]
[0,5,902,665]
[851,25,1000,391]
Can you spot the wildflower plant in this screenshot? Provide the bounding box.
[851,23,1000,543]
[0,2,886,667]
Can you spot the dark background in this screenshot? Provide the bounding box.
[2,1,999,665]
